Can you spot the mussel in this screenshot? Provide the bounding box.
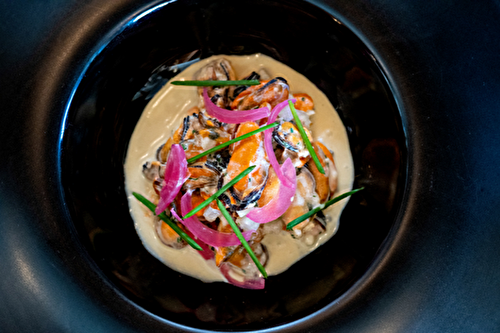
[183,161,220,191]
[142,161,164,181]
[274,121,313,168]
[305,142,337,203]
[215,226,266,269]
[195,58,236,109]
[231,77,290,110]
[232,71,261,99]
[219,121,269,210]
[315,141,338,197]
[282,168,320,238]
[155,217,187,249]
[159,113,203,162]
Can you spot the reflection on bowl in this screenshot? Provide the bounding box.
[60,0,406,330]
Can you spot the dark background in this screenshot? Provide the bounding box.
[1,0,499,332]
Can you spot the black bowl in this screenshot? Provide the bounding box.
[60,0,406,331]
[4,0,500,331]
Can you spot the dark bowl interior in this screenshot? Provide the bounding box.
[60,0,406,330]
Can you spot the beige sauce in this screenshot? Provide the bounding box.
[124,54,354,283]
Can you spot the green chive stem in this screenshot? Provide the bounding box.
[132,192,202,251]
[216,199,268,278]
[288,100,325,174]
[182,165,256,219]
[285,188,364,230]
[187,123,279,164]
[171,80,260,87]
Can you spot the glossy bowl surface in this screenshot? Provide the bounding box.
[60,1,406,330]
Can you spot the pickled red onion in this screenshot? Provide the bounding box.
[268,98,296,123]
[203,88,270,124]
[263,99,297,189]
[155,144,188,215]
[263,129,293,188]
[220,262,265,290]
[246,158,296,223]
[174,191,255,248]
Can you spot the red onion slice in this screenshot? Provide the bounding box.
[268,98,296,123]
[173,191,254,248]
[246,158,296,223]
[155,144,188,215]
[203,88,270,124]
[263,129,295,188]
[262,98,297,188]
[220,262,265,290]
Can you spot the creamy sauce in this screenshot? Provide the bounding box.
[124,54,354,283]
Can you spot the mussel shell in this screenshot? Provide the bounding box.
[233,71,261,99]
[273,126,300,152]
[198,109,223,128]
[184,161,220,189]
[205,149,231,173]
[262,77,288,91]
[218,176,268,211]
[155,144,164,161]
[142,161,162,181]
[155,217,187,249]
[195,58,235,109]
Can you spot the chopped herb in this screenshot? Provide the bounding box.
[181,143,188,151]
[192,129,199,135]
[216,198,268,278]
[301,97,305,101]
[132,192,202,251]
[171,80,260,87]
[182,166,256,219]
[286,188,364,230]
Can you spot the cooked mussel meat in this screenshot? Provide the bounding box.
[219,121,269,210]
[159,113,203,162]
[306,142,331,203]
[282,167,320,238]
[231,77,289,110]
[142,161,164,181]
[273,122,304,152]
[155,217,187,249]
[232,71,261,99]
[275,121,313,168]
[315,141,338,196]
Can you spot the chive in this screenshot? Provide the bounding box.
[216,198,268,278]
[171,80,260,87]
[288,100,325,174]
[132,192,203,251]
[187,123,279,163]
[182,165,256,219]
[285,188,364,230]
